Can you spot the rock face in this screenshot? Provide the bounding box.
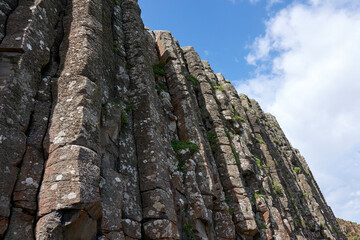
[338,218,360,239]
[0,0,347,239]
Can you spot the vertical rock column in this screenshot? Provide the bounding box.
[36,0,103,238]
[182,46,258,239]
[0,0,62,237]
[154,31,236,240]
[121,1,179,239]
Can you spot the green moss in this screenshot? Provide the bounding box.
[273,137,279,144]
[225,80,231,83]
[225,196,229,203]
[184,223,195,239]
[207,131,216,152]
[302,193,308,197]
[306,171,310,176]
[254,157,262,168]
[152,62,166,76]
[294,167,301,174]
[255,137,265,144]
[186,75,199,86]
[273,182,283,196]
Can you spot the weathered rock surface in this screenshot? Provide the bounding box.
[338,218,360,239]
[0,0,348,239]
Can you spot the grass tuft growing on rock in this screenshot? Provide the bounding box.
[171,140,199,155]
[231,146,240,165]
[228,207,234,215]
[186,75,199,86]
[294,167,301,174]
[233,115,246,122]
[184,223,195,239]
[254,157,262,168]
[273,182,283,196]
[212,84,225,92]
[152,62,166,76]
[207,131,216,152]
[121,111,128,129]
[255,137,265,144]
[252,193,266,203]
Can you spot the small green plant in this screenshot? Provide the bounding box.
[126,63,133,70]
[305,171,310,176]
[294,167,301,174]
[254,157,262,168]
[273,182,283,196]
[186,75,199,86]
[224,129,234,140]
[233,115,246,122]
[171,140,199,173]
[332,225,339,236]
[301,219,306,227]
[207,131,216,152]
[200,108,206,117]
[273,137,279,144]
[125,104,133,112]
[183,223,195,239]
[246,96,253,108]
[225,196,229,203]
[232,104,246,122]
[171,140,199,155]
[121,111,128,129]
[155,83,166,94]
[212,84,225,92]
[228,207,234,215]
[253,193,266,201]
[225,80,231,83]
[152,62,166,76]
[302,193,308,197]
[231,146,240,165]
[255,137,265,144]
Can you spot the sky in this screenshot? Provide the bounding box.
[139,0,360,223]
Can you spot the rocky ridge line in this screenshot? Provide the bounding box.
[0,0,346,239]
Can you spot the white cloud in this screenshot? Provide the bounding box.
[236,0,360,222]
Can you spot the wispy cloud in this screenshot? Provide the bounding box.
[204,50,210,56]
[236,0,360,222]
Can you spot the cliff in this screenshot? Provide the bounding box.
[0,0,347,239]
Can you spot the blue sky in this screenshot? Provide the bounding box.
[139,0,360,223]
[140,0,290,80]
